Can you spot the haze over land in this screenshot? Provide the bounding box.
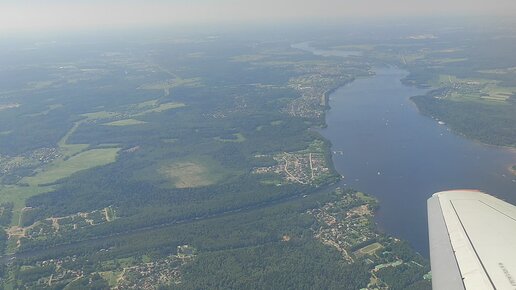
[1,0,516,34]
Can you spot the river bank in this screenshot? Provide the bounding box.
[319,66,516,256]
[294,42,515,256]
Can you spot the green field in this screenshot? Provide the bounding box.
[104,119,147,126]
[214,133,246,143]
[357,242,383,255]
[0,185,54,227]
[82,111,120,120]
[82,101,186,123]
[135,102,186,115]
[57,121,89,157]
[22,148,120,186]
[0,148,119,227]
[99,272,120,287]
[433,57,468,64]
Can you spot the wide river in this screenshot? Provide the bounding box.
[296,44,516,256]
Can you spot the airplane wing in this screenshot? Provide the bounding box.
[427,190,516,290]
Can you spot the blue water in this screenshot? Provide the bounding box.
[319,67,516,256]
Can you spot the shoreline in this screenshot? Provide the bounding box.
[411,96,516,150]
[298,44,515,260]
[316,72,393,236]
[409,96,516,170]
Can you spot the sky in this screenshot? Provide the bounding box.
[1,0,515,34]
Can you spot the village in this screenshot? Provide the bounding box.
[285,74,337,119]
[307,190,380,263]
[9,207,116,246]
[115,245,195,289]
[0,148,60,182]
[253,140,333,185]
[308,189,430,289]
[13,245,196,289]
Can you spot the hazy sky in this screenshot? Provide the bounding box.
[1,0,515,33]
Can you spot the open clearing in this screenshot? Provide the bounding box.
[82,100,186,123]
[161,161,218,188]
[138,77,201,96]
[22,148,120,186]
[0,185,54,226]
[358,242,383,255]
[99,271,122,287]
[214,133,246,143]
[82,111,121,120]
[135,102,186,115]
[356,192,377,203]
[57,121,89,157]
[24,119,117,187]
[0,121,121,228]
[104,119,147,126]
[434,57,468,64]
[231,54,267,62]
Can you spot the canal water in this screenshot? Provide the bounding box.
[296,44,516,256]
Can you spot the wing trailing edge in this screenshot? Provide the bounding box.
[428,190,516,290]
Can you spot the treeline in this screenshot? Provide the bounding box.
[412,94,516,147]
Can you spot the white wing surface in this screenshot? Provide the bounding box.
[428,190,516,290]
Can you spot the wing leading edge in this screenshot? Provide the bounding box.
[428,190,516,290]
